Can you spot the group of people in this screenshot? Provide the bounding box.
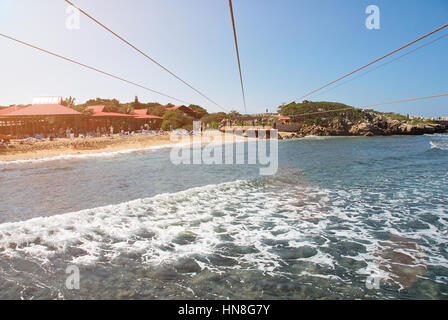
[10,123,168,141]
[220,118,269,129]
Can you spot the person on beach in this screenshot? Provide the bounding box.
[109,125,114,136]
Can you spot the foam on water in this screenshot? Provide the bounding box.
[0,176,446,295]
[0,143,180,166]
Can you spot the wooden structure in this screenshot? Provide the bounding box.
[133,109,163,130]
[86,105,135,133]
[0,104,82,137]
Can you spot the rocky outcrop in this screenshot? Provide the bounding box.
[278,113,447,139]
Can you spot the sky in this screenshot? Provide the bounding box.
[0,0,447,116]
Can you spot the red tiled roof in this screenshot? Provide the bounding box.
[0,106,26,115]
[87,105,134,118]
[134,114,163,120]
[3,104,82,116]
[90,112,134,118]
[133,109,148,116]
[279,116,290,120]
[86,105,105,113]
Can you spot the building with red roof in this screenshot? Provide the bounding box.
[133,109,163,120]
[4,104,82,117]
[132,109,163,130]
[0,104,83,137]
[86,105,106,114]
[0,105,26,115]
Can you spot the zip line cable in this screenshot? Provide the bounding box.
[314,33,448,98]
[285,93,448,119]
[360,93,448,108]
[294,23,448,102]
[64,0,227,112]
[228,0,247,114]
[288,108,354,118]
[0,33,192,105]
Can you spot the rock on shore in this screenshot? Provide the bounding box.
[278,113,446,139]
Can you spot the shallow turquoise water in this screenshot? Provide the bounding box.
[0,134,447,299]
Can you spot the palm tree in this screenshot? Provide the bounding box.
[63,96,76,108]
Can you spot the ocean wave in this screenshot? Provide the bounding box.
[0,143,179,166]
[0,179,331,270]
[1,176,446,294]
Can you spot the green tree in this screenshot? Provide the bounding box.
[201,112,227,124]
[163,110,194,130]
[148,105,167,117]
[228,110,241,120]
[189,104,208,119]
[62,96,76,108]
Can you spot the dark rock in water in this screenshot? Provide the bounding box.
[173,258,202,274]
[216,243,259,255]
[276,246,318,260]
[262,238,289,248]
[172,231,197,245]
[151,267,179,280]
[207,254,238,266]
[338,256,368,270]
[333,241,367,256]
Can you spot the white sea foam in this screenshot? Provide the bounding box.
[0,177,446,290]
[0,143,183,166]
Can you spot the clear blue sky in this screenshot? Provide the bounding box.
[0,0,447,116]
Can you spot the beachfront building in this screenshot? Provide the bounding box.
[86,105,135,134]
[166,105,196,116]
[0,101,82,138]
[278,116,291,124]
[133,109,163,130]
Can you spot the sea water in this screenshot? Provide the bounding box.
[0,134,447,299]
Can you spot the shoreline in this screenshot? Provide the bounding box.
[278,131,448,140]
[0,135,177,163]
[2,131,445,164]
[0,132,251,164]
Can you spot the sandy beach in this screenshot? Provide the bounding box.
[0,135,175,162]
[0,131,252,162]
